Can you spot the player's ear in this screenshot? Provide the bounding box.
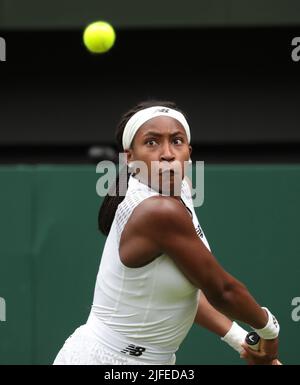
[124,149,134,165]
[189,145,192,157]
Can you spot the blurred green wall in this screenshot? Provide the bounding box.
[0,164,299,364]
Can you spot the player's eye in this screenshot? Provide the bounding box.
[173,137,184,145]
[145,139,158,146]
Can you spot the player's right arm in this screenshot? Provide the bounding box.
[135,196,266,327]
[128,196,278,362]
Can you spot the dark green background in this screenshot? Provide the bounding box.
[1,0,300,28]
[0,164,299,364]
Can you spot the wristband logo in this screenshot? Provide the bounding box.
[0,297,6,322]
[291,297,300,321]
[272,315,278,328]
[0,37,6,62]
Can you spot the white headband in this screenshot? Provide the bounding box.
[122,106,191,150]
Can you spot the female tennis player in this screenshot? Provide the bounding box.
[53,100,280,365]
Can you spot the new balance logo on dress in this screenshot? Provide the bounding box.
[120,344,146,357]
[196,225,204,238]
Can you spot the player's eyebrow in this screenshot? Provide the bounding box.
[143,130,185,138]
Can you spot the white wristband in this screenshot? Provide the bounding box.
[253,307,280,340]
[221,322,248,354]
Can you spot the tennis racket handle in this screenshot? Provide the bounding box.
[245,331,283,364]
[245,331,261,351]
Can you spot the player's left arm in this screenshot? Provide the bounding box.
[194,291,234,337]
[194,292,250,356]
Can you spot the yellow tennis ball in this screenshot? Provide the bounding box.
[83,21,116,54]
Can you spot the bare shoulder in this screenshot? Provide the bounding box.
[136,195,183,213]
[129,195,194,235]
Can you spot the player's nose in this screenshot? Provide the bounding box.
[160,142,175,162]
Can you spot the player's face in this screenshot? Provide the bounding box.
[126,116,192,195]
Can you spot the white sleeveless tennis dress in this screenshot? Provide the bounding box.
[53,175,210,365]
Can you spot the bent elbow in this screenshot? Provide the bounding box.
[206,279,246,309]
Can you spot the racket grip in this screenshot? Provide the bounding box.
[245,331,283,364]
[245,331,261,351]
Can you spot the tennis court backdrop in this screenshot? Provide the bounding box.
[0,164,299,364]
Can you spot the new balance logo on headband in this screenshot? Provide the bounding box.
[120,344,146,357]
[156,108,170,113]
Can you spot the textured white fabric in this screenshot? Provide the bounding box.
[122,106,191,150]
[221,321,248,354]
[254,307,280,339]
[53,323,176,365]
[91,175,211,360]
